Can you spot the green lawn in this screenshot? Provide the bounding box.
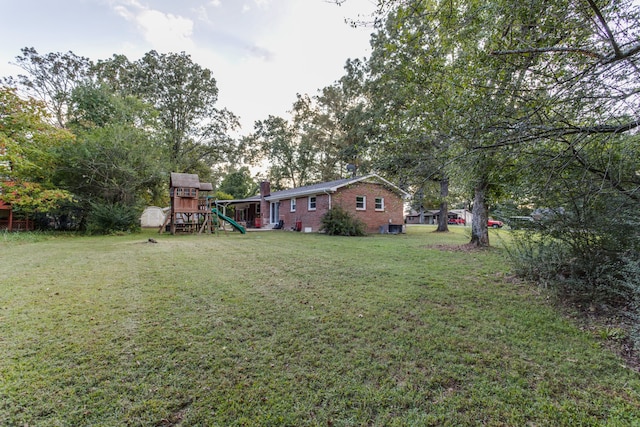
[1,226,638,426]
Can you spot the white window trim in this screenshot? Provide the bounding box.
[356,195,366,211]
[290,198,296,212]
[375,197,384,211]
[308,196,317,211]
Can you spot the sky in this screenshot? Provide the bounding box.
[0,0,377,132]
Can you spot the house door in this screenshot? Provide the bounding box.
[270,201,280,224]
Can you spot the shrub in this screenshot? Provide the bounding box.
[505,201,640,352]
[86,202,141,235]
[320,206,366,236]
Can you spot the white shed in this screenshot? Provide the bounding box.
[140,206,169,227]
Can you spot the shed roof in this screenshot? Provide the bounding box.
[170,172,200,188]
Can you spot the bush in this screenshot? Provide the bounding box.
[320,206,366,236]
[86,202,141,235]
[505,202,640,352]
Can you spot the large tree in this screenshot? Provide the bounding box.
[352,0,640,245]
[246,69,374,189]
[245,115,316,189]
[0,86,74,213]
[60,83,166,204]
[6,49,240,177]
[3,48,92,128]
[97,50,240,175]
[218,166,258,199]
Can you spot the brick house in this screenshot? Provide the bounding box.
[222,174,410,233]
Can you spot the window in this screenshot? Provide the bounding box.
[356,195,366,210]
[175,187,197,198]
[308,196,316,211]
[290,198,296,212]
[375,197,384,211]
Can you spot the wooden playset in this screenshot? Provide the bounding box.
[160,172,245,235]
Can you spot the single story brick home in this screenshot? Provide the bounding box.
[220,174,410,233]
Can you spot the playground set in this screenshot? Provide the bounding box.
[160,172,245,235]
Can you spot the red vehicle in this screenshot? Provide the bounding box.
[447,218,466,225]
[488,219,504,228]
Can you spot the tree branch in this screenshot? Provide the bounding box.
[473,118,640,150]
[585,0,622,58]
[490,47,604,59]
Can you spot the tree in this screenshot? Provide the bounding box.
[246,71,374,190]
[3,48,92,128]
[0,86,74,213]
[356,0,605,244]
[218,167,258,199]
[68,82,159,131]
[363,1,475,235]
[245,115,316,189]
[56,84,166,209]
[48,82,167,232]
[292,75,373,181]
[97,50,240,175]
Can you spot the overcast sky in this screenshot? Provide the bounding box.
[0,0,377,132]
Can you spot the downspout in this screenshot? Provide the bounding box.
[323,190,332,210]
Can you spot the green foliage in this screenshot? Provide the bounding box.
[85,201,141,235]
[55,123,166,207]
[246,77,372,188]
[218,167,257,199]
[4,47,92,127]
[320,206,366,236]
[0,87,75,213]
[245,115,315,189]
[68,83,158,130]
[0,181,73,214]
[505,193,640,351]
[95,50,240,173]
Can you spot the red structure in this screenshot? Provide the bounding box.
[0,185,34,232]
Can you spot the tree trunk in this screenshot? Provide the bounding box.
[436,177,449,232]
[470,178,490,246]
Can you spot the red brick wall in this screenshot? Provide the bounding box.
[275,182,404,233]
[277,193,330,231]
[333,182,405,233]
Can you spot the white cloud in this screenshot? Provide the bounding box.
[0,0,375,135]
[112,0,195,53]
[138,10,195,52]
[194,5,211,24]
[197,0,374,131]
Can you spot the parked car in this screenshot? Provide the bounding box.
[487,219,504,228]
[448,218,466,225]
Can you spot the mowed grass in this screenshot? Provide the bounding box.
[1,226,639,426]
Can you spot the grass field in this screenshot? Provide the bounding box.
[1,226,639,426]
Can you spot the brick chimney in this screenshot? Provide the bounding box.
[260,181,271,198]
